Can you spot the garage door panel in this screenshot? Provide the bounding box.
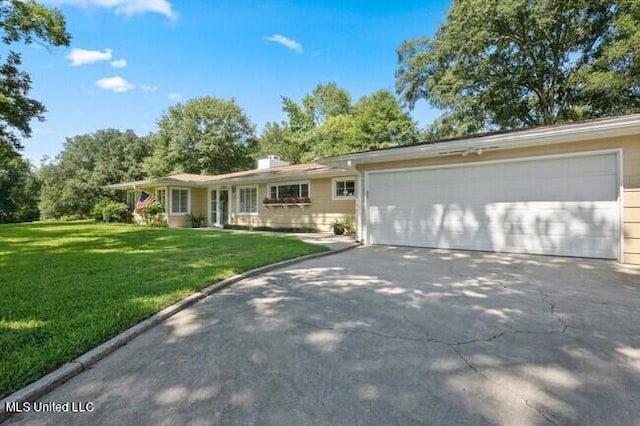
[367,153,619,259]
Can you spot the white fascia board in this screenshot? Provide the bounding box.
[318,114,640,167]
[106,178,201,190]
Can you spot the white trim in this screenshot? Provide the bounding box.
[267,180,311,199]
[618,149,624,263]
[236,185,259,216]
[356,170,364,242]
[364,149,622,259]
[169,187,191,216]
[331,176,357,200]
[364,148,622,177]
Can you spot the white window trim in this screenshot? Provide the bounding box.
[267,180,311,199]
[155,187,167,212]
[169,187,191,216]
[332,177,357,200]
[236,185,259,216]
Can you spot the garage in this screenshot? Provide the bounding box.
[366,152,621,259]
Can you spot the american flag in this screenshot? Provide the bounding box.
[135,191,156,211]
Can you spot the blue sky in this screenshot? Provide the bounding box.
[20,0,451,164]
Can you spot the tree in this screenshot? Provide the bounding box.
[0,0,70,152]
[302,82,352,126]
[145,97,256,177]
[259,85,418,162]
[396,0,640,138]
[39,129,152,219]
[256,121,306,164]
[352,90,418,149]
[0,148,39,223]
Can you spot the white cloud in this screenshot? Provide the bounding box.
[168,93,182,101]
[111,59,127,68]
[266,34,303,53]
[96,76,134,93]
[141,84,158,92]
[67,48,112,66]
[46,0,176,19]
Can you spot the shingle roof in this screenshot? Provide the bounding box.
[107,163,339,190]
[200,163,331,182]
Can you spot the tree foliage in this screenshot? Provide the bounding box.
[0,147,39,223]
[259,84,417,163]
[144,97,257,177]
[39,129,152,219]
[0,0,70,151]
[396,0,640,138]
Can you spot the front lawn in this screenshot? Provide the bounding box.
[0,222,327,398]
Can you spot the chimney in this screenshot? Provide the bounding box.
[257,155,290,170]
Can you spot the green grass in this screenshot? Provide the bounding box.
[0,221,327,398]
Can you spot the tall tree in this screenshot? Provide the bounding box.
[145,97,256,177]
[396,0,640,138]
[352,89,418,149]
[302,82,352,126]
[0,0,70,152]
[39,129,152,219]
[259,85,418,162]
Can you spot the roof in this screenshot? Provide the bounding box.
[318,113,640,167]
[106,163,347,190]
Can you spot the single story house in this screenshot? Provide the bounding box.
[108,156,357,231]
[110,113,640,264]
[318,113,640,265]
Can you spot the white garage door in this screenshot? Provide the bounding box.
[366,152,620,259]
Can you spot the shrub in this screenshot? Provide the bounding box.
[137,201,164,225]
[185,213,206,228]
[91,199,111,222]
[92,200,132,223]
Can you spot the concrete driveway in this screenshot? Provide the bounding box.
[8,246,640,425]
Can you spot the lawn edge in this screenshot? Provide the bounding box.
[0,242,359,422]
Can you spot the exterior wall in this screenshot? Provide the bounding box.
[232,177,356,232]
[357,135,640,264]
[132,186,207,227]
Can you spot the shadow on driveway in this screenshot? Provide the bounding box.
[10,246,640,426]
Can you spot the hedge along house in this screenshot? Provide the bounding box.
[318,114,640,265]
[108,156,357,231]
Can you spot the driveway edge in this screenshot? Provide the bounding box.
[0,243,359,422]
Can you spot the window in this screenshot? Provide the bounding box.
[333,177,356,199]
[126,191,136,210]
[238,186,258,215]
[170,188,189,214]
[156,188,166,212]
[269,182,310,199]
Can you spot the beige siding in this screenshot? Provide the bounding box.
[358,135,640,264]
[232,177,356,232]
[135,186,207,227]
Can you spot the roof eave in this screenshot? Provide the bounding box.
[317,114,640,168]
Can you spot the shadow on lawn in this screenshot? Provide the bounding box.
[0,222,322,399]
[30,246,640,425]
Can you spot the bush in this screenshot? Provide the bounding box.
[185,213,206,228]
[91,199,111,222]
[137,201,165,225]
[92,200,132,223]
